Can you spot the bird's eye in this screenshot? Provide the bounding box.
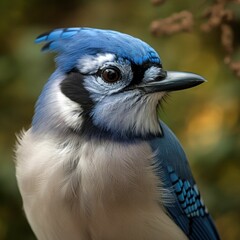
[101,67,121,83]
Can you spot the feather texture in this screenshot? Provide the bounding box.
[16,128,188,240]
[15,27,220,240]
[150,121,220,240]
[35,28,160,72]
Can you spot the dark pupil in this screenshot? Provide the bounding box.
[107,70,116,80]
[103,68,119,82]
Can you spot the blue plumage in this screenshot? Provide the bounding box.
[17,27,220,239]
[150,121,220,239]
[35,28,161,72]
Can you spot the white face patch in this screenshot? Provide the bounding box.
[92,91,164,137]
[77,53,116,74]
[32,75,84,134]
[56,88,83,131]
[143,66,162,83]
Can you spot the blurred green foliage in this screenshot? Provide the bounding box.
[0,0,239,239]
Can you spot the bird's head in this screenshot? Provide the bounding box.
[33,28,205,141]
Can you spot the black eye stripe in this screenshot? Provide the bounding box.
[130,62,163,86]
[66,62,163,84]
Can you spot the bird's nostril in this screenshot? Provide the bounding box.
[147,69,167,83]
[156,69,167,81]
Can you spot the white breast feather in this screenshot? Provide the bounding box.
[16,129,187,240]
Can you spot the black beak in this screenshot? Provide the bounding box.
[138,71,206,93]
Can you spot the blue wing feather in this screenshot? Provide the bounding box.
[149,121,220,240]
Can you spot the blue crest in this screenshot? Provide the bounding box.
[35,28,161,72]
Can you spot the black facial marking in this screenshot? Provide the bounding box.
[60,71,94,117]
[131,64,145,85]
[60,69,162,142]
[61,71,105,139]
[130,62,163,87]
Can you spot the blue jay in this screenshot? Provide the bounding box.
[16,27,220,240]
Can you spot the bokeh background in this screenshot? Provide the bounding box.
[0,0,239,239]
